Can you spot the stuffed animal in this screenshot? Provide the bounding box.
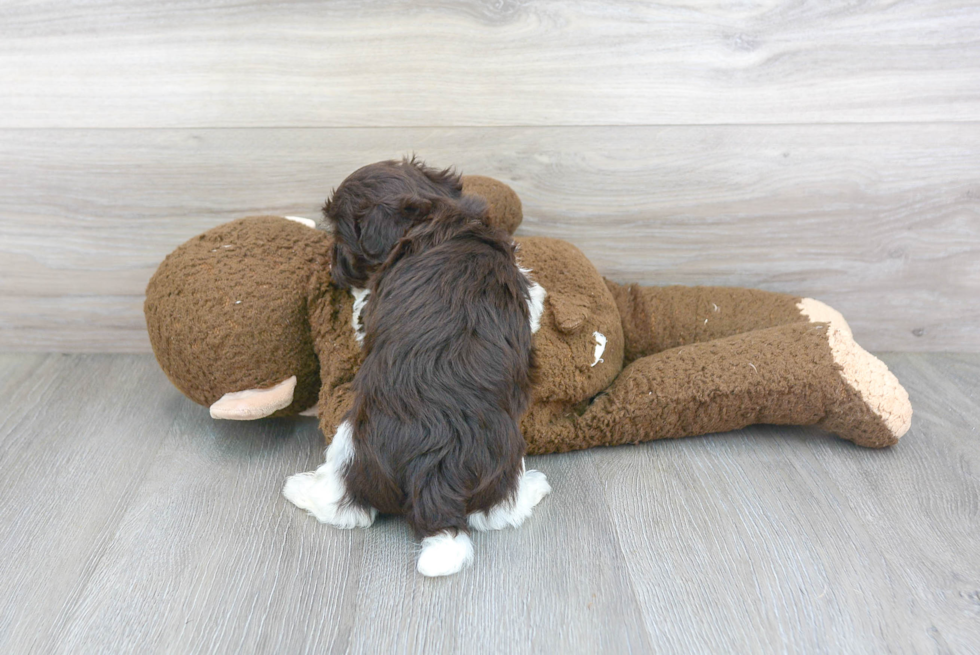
[144,176,912,453]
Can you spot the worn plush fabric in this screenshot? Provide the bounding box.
[521,319,899,453]
[461,175,523,235]
[145,216,330,415]
[145,177,910,455]
[607,282,809,362]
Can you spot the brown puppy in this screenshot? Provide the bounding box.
[284,159,551,576]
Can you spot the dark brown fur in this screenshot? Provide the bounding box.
[324,160,534,539]
[324,157,467,290]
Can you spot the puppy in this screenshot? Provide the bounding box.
[284,159,550,576]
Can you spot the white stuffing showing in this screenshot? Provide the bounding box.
[417,531,475,577]
[591,331,607,367]
[468,461,552,532]
[284,216,317,229]
[282,421,376,528]
[350,287,371,345]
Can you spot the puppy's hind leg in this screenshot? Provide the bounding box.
[467,460,551,532]
[283,421,376,529]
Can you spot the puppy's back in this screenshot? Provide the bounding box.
[343,210,534,537]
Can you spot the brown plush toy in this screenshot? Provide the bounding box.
[145,176,912,454]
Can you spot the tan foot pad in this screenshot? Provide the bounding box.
[798,297,852,338]
[825,327,913,445]
[210,376,297,420]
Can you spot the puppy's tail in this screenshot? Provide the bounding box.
[404,466,470,539]
[406,470,475,577]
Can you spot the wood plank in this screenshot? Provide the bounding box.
[2,125,977,352]
[0,354,977,652]
[40,405,362,653]
[39,377,651,652]
[593,353,980,653]
[0,354,180,654]
[340,451,652,654]
[0,1,977,128]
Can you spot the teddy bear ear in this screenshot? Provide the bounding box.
[547,292,592,334]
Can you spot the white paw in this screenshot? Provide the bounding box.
[467,468,552,531]
[282,470,375,529]
[283,471,319,511]
[522,469,552,507]
[417,531,474,577]
[825,326,913,439]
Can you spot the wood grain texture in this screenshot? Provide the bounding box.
[595,352,980,653]
[0,353,977,654]
[0,1,978,128]
[0,355,178,654]
[2,125,977,352]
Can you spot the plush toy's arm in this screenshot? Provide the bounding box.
[605,281,851,363]
[306,272,363,441]
[461,176,523,235]
[522,320,911,454]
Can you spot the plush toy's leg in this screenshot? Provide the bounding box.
[282,421,377,528]
[605,282,852,362]
[467,460,552,531]
[523,321,912,454]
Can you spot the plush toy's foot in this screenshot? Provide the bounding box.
[467,465,552,531]
[417,531,474,577]
[210,375,297,420]
[797,297,852,338]
[818,326,912,448]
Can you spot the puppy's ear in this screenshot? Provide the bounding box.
[398,196,434,222]
[330,240,367,289]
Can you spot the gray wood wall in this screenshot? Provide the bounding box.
[1,1,978,352]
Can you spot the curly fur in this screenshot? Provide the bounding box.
[323,160,537,544]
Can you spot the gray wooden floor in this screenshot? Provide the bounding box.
[0,353,977,654]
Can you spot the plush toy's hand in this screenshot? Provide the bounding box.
[461,175,523,235]
[548,291,592,334]
[307,276,363,439]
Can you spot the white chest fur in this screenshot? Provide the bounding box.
[350,287,371,345]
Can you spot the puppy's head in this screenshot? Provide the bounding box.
[323,157,464,289]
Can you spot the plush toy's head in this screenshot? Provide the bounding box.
[144,216,334,415]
